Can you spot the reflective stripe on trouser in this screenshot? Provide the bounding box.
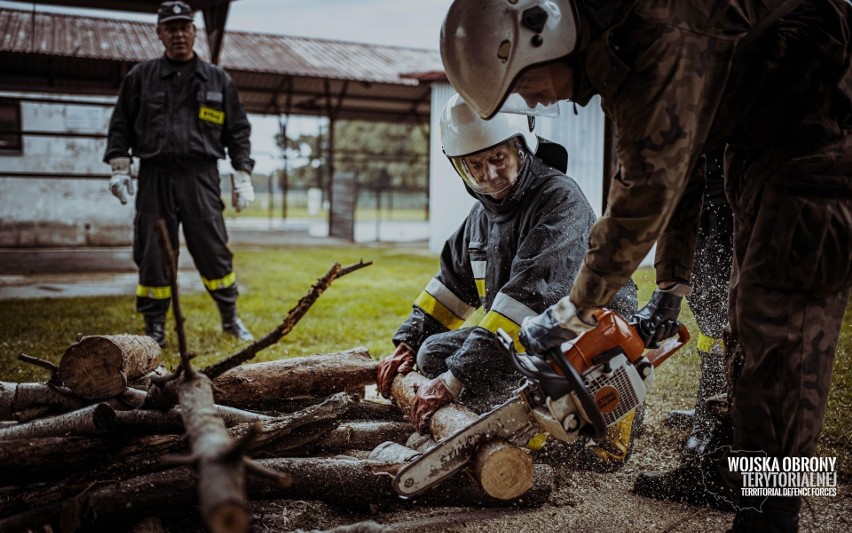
[134,161,237,316]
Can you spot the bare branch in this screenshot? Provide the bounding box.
[18,354,61,385]
[244,458,292,487]
[202,260,371,379]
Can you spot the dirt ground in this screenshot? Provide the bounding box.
[242,456,848,532]
[235,400,850,533]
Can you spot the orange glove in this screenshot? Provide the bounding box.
[376,343,416,399]
[410,376,456,434]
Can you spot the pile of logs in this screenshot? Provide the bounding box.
[1,248,554,531]
[1,343,553,531]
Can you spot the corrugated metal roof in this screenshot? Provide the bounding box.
[0,7,443,86]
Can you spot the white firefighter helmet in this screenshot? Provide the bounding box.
[440,0,579,119]
[440,92,538,196]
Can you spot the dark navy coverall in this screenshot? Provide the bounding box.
[104,55,254,317]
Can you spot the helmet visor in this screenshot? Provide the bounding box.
[498,63,565,117]
[449,141,522,196]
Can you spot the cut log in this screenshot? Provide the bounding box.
[317,421,413,452]
[342,399,407,422]
[59,335,162,400]
[118,388,274,429]
[211,347,377,410]
[367,441,419,474]
[0,381,84,420]
[0,394,353,497]
[177,371,249,533]
[0,435,120,486]
[114,405,274,435]
[390,371,534,500]
[0,403,115,440]
[0,459,553,531]
[471,440,534,501]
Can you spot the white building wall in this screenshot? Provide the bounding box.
[427,84,476,253]
[0,93,134,246]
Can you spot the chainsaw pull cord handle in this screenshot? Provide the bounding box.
[545,347,608,441]
[645,323,691,368]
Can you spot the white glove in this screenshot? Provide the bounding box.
[231,170,255,212]
[108,157,134,205]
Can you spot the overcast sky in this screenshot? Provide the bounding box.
[0,0,455,173]
[0,0,454,49]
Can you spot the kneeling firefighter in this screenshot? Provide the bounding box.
[377,93,640,470]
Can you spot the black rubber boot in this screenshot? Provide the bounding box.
[682,350,727,460]
[633,454,737,511]
[144,315,167,348]
[665,348,727,435]
[728,508,800,533]
[634,404,735,511]
[218,303,254,342]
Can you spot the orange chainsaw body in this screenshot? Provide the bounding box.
[547,309,647,376]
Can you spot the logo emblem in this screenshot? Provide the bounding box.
[173,5,181,13]
[594,385,620,414]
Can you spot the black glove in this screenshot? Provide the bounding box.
[631,285,687,347]
[520,302,593,356]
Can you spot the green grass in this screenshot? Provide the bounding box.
[1,247,849,471]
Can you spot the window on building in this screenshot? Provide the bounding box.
[0,100,22,154]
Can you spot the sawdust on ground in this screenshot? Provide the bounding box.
[244,401,850,533]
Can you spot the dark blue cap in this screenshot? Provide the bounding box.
[158,1,194,24]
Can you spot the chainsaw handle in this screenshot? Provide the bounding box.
[497,328,607,440]
[545,347,608,441]
[645,323,691,368]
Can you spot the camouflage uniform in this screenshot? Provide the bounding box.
[569,0,852,517]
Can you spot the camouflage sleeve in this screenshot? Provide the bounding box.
[569,14,734,309]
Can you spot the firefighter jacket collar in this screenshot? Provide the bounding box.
[158,54,206,80]
[467,156,543,221]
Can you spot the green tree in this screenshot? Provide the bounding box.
[276,120,428,191]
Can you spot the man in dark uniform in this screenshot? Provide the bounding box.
[441,1,851,530]
[104,1,255,347]
[665,150,733,445]
[378,93,639,469]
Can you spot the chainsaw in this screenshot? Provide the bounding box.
[393,309,690,498]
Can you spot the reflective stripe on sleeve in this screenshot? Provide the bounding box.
[471,260,486,298]
[202,272,236,291]
[479,310,525,352]
[425,278,475,320]
[413,278,475,329]
[136,284,171,299]
[414,291,467,330]
[490,292,536,325]
[479,293,536,353]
